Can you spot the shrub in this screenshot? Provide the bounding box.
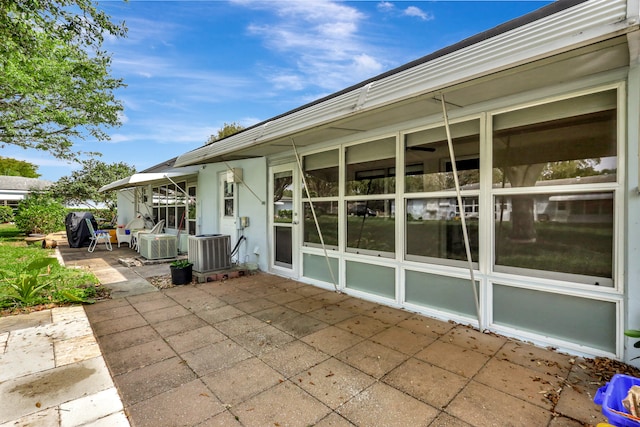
[0,257,58,306]
[0,206,13,223]
[14,192,66,235]
[278,209,293,219]
[0,245,102,310]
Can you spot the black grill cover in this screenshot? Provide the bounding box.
[65,212,97,248]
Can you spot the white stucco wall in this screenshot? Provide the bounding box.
[196,157,269,272]
[625,61,640,365]
[116,189,137,226]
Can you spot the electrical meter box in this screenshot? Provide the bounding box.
[227,168,243,183]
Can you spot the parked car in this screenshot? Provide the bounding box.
[348,205,377,217]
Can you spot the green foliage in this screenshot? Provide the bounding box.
[275,209,293,223]
[0,157,40,177]
[170,259,192,268]
[50,159,136,216]
[14,192,66,235]
[65,208,117,227]
[0,206,13,223]
[0,244,101,309]
[0,0,127,160]
[52,284,102,304]
[541,160,601,181]
[0,223,22,243]
[206,122,245,145]
[0,257,58,306]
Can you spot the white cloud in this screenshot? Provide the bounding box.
[236,0,390,92]
[377,2,434,22]
[352,54,383,76]
[105,121,214,146]
[404,6,433,21]
[106,133,131,144]
[106,16,183,48]
[117,112,129,125]
[112,55,168,79]
[270,74,306,91]
[232,0,360,23]
[119,96,142,112]
[377,2,394,13]
[14,155,71,168]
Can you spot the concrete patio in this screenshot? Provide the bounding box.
[2,240,612,426]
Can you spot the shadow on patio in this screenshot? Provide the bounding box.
[59,241,609,427]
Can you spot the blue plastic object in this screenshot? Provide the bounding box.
[594,374,640,426]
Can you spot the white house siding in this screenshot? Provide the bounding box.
[116,189,137,226]
[196,158,268,272]
[625,58,640,363]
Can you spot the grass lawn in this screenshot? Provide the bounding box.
[0,223,106,314]
[0,222,25,243]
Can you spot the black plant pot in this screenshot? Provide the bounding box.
[170,264,193,285]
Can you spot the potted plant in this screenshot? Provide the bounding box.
[170,259,193,285]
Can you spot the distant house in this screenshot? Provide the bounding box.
[103,0,640,365]
[0,175,52,210]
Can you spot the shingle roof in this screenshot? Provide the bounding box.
[140,157,178,173]
[0,175,52,191]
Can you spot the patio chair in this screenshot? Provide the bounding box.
[116,217,145,248]
[85,218,113,252]
[132,219,165,252]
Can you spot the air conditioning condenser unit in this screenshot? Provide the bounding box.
[139,234,177,260]
[188,234,231,272]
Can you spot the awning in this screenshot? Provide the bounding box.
[98,166,201,192]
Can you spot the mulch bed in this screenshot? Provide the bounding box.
[585,356,640,383]
[147,275,176,290]
[147,274,198,289]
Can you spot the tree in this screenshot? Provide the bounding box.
[498,159,608,242]
[206,122,245,145]
[502,163,546,242]
[49,159,135,218]
[0,157,39,178]
[541,159,601,181]
[0,0,127,160]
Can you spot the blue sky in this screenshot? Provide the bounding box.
[6,0,552,182]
